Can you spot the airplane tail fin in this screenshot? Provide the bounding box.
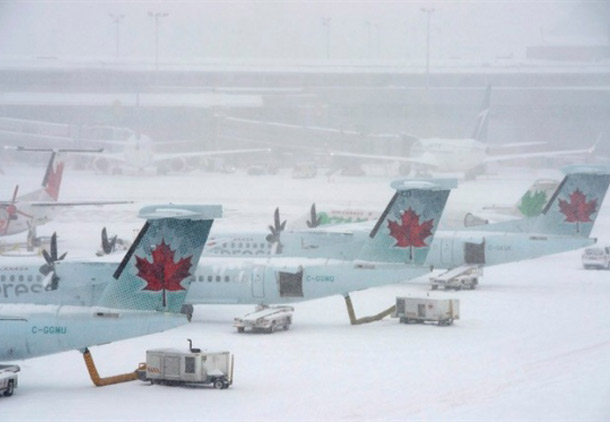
[41,151,64,201]
[358,179,456,264]
[532,166,610,237]
[477,166,610,237]
[97,204,222,312]
[471,85,491,142]
[514,179,560,218]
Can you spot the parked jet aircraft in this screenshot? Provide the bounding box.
[0,180,454,307]
[219,87,599,179]
[0,204,221,361]
[78,130,270,175]
[0,148,129,245]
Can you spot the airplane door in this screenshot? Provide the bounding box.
[441,239,453,265]
[251,265,265,298]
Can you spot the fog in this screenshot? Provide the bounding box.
[0,1,607,61]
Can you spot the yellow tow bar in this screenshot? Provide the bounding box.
[344,294,396,325]
[82,348,140,387]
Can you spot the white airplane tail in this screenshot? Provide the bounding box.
[358,179,456,264]
[97,204,222,312]
[471,85,491,142]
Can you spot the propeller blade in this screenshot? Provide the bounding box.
[50,232,58,261]
[10,185,19,204]
[58,252,67,261]
[42,271,54,288]
[307,203,320,228]
[16,210,34,219]
[42,249,53,266]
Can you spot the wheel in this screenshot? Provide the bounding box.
[4,380,14,397]
[237,327,245,333]
[431,284,438,290]
[213,379,225,390]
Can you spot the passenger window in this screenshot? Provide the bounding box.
[207,275,212,282]
[36,275,42,282]
[198,275,203,282]
[10,275,14,282]
[18,275,24,282]
[216,275,221,282]
[0,275,5,282]
[246,243,250,248]
[27,275,33,282]
[224,275,229,282]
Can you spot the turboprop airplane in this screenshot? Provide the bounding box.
[0,148,130,245]
[199,166,609,278]
[463,178,560,227]
[0,203,221,361]
[0,179,454,309]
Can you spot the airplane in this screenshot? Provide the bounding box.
[3,165,610,311]
[0,179,455,310]
[197,166,610,288]
[0,148,130,246]
[463,178,560,227]
[0,203,221,361]
[219,87,599,179]
[284,177,560,231]
[78,130,271,175]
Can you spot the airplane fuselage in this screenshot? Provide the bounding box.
[0,304,187,361]
[0,255,430,307]
[412,138,487,173]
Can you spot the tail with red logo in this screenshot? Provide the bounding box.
[358,179,456,264]
[469,166,610,237]
[97,204,222,312]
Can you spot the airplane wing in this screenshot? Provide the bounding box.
[483,135,600,164]
[28,200,132,207]
[329,150,441,169]
[150,148,270,165]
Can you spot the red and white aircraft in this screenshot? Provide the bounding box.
[0,147,129,245]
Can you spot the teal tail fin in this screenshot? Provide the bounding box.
[533,166,610,237]
[358,179,456,264]
[98,204,222,312]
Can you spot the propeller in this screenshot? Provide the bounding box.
[2,185,34,235]
[101,227,118,255]
[39,232,67,290]
[306,203,321,228]
[265,207,286,254]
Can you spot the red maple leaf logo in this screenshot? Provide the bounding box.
[135,240,193,307]
[558,189,597,233]
[387,208,434,260]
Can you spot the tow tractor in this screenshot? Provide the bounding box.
[0,364,19,397]
[430,264,481,290]
[136,340,234,389]
[234,305,294,333]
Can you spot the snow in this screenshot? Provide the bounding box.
[1,163,609,421]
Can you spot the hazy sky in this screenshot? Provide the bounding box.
[0,1,607,61]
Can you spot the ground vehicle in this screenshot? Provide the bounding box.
[137,341,233,389]
[234,305,294,333]
[0,365,19,397]
[430,265,481,290]
[582,247,610,270]
[394,297,460,326]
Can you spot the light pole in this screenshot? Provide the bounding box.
[321,17,331,59]
[108,13,124,58]
[420,7,434,85]
[148,11,168,72]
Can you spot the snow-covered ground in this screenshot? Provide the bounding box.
[1,163,609,421]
